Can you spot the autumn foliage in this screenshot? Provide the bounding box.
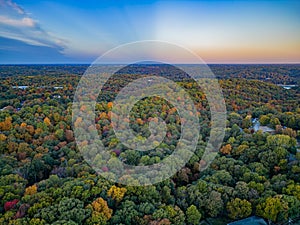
[107,185,127,202]
[4,199,19,211]
[0,65,299,224]
[25,184,37,195]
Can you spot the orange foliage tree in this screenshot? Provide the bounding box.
[220,144,232,155]
[43,117,51,126]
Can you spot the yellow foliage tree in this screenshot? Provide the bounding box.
[91,197,112,219]
[86,197,113,224]
[256,195,288,223]
[25,184,37,195]
[0,117,12,131]
[107,185,126,202]
[34,128,43,136]
[99,112,108,120]
[29,218,46,225]
[0,133,7,141]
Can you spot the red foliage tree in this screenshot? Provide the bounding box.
[4,199,19,211]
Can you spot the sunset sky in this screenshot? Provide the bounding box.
[0,0,300,64]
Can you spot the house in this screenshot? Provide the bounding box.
[227,216,267,225]
[251,118,275,134]
[257,126,275,134]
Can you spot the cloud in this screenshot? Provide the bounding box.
[0,0,25,15]
[0,0,66,50]
[0,36,72,63]
[0,16,36,27]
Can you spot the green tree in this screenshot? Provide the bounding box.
[226,198,252,220]
[205,191,224,217]
[259,115,270,126]
[55,129,64,141]
[186,205,201,225]
[267,134,295,149]
[153,205,185,225]
[234,181,249,199]
[34,198,90,224]
[110,200,140,225]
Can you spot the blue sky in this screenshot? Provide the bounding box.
[0,0,299,64]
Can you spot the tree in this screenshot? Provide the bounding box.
[186,205,201,225]
[270,117,280,128]
[205,191,224,217]
[44,117,51,126]
[256,195,288,223]
[242,115,252,129]
[55,129,64,141]
[282,128,297,138]
[259,115,270,126]
[234,181,249,199]
[86,197,112,225]
[230,124,241,137]
[35,198,90,224]
[110,200,140,225]
[52,220,77,225]
[107,185,126,202]
[259,150,278,169]
[226,198,252,220]
[29,218,46,225]
[228,112,242,127]
[206,170,233,186]
[107,102,113,109]
[4,199,19,211]
[283,183,300,200]
[267,134,295,149]
[220,144,232,155]
[282,195,300,220]
[65,130,74,142]
[234,144,248,156]
[0,133,7,141]
[0,117,12,131]
[153,205,185,225]
[25,184,37,195]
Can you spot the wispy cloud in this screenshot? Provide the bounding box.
[0,15,36,27]
[0,0,25,15]
[0,0,67,50]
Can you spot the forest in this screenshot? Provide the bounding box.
[0,64,299,225]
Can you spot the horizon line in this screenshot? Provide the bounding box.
[0,62,300,66]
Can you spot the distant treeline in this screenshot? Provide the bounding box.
[0,64,299,85]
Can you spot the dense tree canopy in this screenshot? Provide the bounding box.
[0,64,299,224]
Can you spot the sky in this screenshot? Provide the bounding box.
[0,0,299,64]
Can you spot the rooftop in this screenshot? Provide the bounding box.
[227,216,267,225]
